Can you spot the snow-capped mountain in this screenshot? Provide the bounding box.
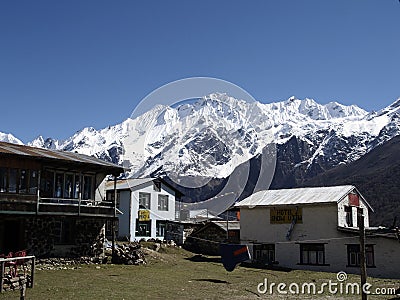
[0,132,23,145]
[28,94,400,190]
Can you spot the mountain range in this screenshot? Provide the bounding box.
[2,94,400,225]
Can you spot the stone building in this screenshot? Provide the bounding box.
[184,221,240,255]
[0,141,123,257]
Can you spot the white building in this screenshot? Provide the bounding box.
[105,178,179,241]
[235,185,400,279]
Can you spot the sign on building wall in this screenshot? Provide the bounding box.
[138,209,150,221]
[270,207,302,224]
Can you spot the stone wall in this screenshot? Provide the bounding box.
[184,225,226,255]
[24,216,107,258]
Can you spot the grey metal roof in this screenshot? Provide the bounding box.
[105,178,183,196]
[105,178,155,190]
[212,221,240,231]
[0,141,124,174]
[235,185,372,209]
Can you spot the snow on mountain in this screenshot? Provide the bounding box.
[26,94,400,184]
[0,132,23,145]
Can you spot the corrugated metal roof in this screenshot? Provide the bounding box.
[105,178,155,190]
[235,185,364,207]
[105,178,183,196]
[212,221,240,231]
[0,141,124,173]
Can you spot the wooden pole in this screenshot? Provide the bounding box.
[358,211,367,300]
[36,170,41,214]
[0,261,4,293]
[112,176,117,263]
[30,257,35,288]
[19,276,26,300]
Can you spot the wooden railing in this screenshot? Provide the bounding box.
[0,255,35,293]
[0,194,115,217]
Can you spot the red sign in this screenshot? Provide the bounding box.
[349,193,360,207]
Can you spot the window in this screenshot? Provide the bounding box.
[8,168,17,193]
[19,169,28,194]
[254,244,275,264]
[0,168,40,195]
[73,175,80,199]
[136,219,151,237]
[347,244,375,267]
[64,174,74,199]
[300,244,326,265]
[153,181,161,192]
[156,220,166,237]
[0,168,7,192]
[41,170,54,198]
[139,192,151,209]
[158,194,169,211]
[83,175,93,200]
[55,173,64,198]
[345,206,353,227]
[29,170,38,195]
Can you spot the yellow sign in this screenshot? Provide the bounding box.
[270,207,302,224]
[138,210,150,221]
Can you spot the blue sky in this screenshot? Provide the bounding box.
[0,0,399,143]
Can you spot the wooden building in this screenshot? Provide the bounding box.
[0,141,123,257]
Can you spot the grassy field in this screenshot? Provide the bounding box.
[1,245,399,300]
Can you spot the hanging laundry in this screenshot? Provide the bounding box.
[220,244,251,272]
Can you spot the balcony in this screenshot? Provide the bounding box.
[0,194,116,217]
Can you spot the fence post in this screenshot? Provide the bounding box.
[30,257,35,288]
[0,261,4,293]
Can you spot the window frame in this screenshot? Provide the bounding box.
[156,220,166,237]
[0,167,7,193]
[135,219,151,237]
[346,244,375,268]
[157,194,169,211]
[254,244,275,264]
[345,205,353,227]
[139,192,151,209]
[299,243,327,266]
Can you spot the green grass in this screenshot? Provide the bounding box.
[1,246,399,299]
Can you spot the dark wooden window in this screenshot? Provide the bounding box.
[82,175,93,200]
[136,219,151,237]
[29,170,38,194]
[156,220,166,237]
[254,244,275,264]
[8,168,18,193]
[55,173,64,198]
[345,206,353,227]
[19,169,28,194]
[300,243,325,265]
[347,244,375,267]
[0,167,7,193]
[64,174,74,199]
